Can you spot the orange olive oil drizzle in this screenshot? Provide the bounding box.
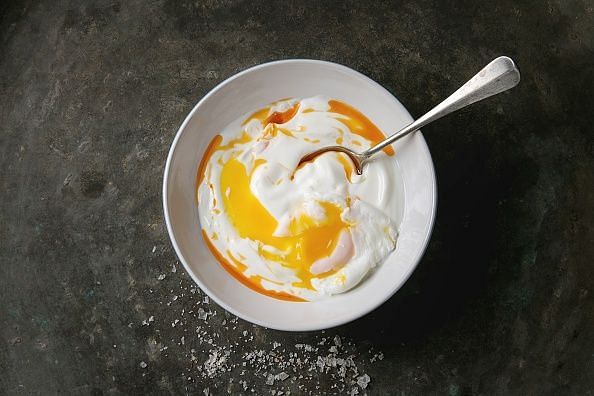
[241,107,270,126]
[195,135,222,203]
[328,100,394,156]
[201,230,304,302]
[263,103,300,125]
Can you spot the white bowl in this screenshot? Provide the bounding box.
[163,60,436,331]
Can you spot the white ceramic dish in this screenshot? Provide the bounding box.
[163,60,437,331]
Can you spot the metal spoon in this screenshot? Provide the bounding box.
[297,56,521,175]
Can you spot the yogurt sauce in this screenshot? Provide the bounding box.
[197,96,399,301]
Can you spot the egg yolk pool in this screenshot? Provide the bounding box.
[197,96,399,301]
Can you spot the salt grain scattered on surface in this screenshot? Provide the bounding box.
[145,261,381,394]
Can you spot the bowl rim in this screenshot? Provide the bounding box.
[163,59,437,331]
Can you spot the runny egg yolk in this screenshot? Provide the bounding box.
[220,157,348,289]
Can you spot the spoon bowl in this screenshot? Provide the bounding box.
[298,145,368,175]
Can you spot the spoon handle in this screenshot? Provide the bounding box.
[366,56,521,157]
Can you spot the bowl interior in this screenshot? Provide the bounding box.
[164,60,436,331]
